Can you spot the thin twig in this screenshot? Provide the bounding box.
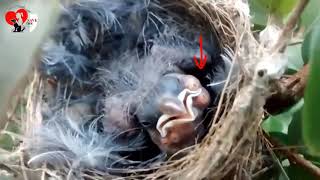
[265,141,290,180]
[272,0,310,53]
[252,165,274,178]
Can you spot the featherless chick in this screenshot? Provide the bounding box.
[26,0,232,175]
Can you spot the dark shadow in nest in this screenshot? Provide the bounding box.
[25,0,232,177]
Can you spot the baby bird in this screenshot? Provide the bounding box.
[136,73,211,154]
[26,0,232,175]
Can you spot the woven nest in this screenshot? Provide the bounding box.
[2,0,270,179]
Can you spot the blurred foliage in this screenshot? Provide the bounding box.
[249,0,320,29]
[286,44,304,74]
[0,121,20,151]
[301,30,312,63]
[263,99,304,137]
[249,0,298,25]
[301,0,320,30]
[281,164,317,180]
[303,22,320,156]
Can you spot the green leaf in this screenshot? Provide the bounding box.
[301,31,312,64]
[270,133,291,149]
[263,113,292,134]
[282,163,318,180]
[249,0,296,23]
[249,0,297,29]
[288,100,304,146]
[286,44,305,74]
[0,134,14,151]
[303,23,320,156]
[301,1,320,64]
[263,100,304,135]
[249,0,270,26]
[0,121,20,151]
[271,0,298,18]
[301,0,320,30]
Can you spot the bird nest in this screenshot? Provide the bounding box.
[1,0,272,179]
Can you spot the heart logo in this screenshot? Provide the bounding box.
[5,8,28,26]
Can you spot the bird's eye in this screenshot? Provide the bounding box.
[140,121,152,128]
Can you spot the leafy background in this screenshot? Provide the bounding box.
[0,0,320,179]
[250,0,320,179]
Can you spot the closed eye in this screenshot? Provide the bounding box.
[140,121,152,128]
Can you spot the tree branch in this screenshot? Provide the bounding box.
[263,132,320,178]
[265,64,309,113]
[272,0,310,53]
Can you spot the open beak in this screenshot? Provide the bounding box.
[156,88,202,138]
[142,73,210,154]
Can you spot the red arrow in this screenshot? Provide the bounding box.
[193,34,207,70]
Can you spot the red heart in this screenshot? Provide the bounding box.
[5,8,28,26]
